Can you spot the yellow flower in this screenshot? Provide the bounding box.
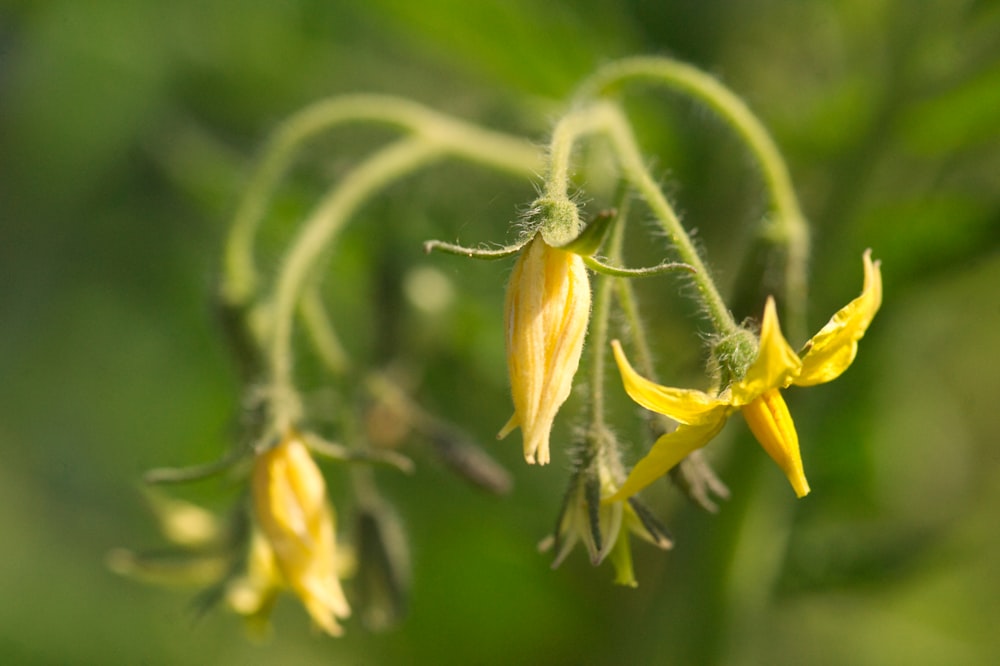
[610,250,882,501]
[235,432,350,635]
[498,233,591,465]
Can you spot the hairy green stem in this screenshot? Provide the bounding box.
[267,138,442,431]
[222,94,541,306]
[575,56,809,340]
[600,105,739,337]
[265,130,541,431]
[544,106,614,200]
[545,101,739,337]
[589,275,612,430]
[586,200,629,430]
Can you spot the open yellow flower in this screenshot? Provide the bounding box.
[610,250,882,501]
[237,432,351,636]
[498,233,591,465]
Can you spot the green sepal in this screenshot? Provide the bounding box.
[668,449,731,513]
[355,501,411,632]
[583,256,696,278]
[105,546,228,586]
[189,506,252,621]
[626,497,674,549]
[304,432,415,474]
[363,372,511,492]
[584,469,604,563]
[549,443,594,564]
[143,450,247,485]
[423,238,527,260]
[555,209,617,256]
[425,425,513,495]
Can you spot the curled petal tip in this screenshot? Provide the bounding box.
[795,249,882,386]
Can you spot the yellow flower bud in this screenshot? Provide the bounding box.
[498,233,591,464]
[249,432,350,635]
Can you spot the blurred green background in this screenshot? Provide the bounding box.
[2,0,999,664]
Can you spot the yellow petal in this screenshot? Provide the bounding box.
[496,413,519,440]
[741,390,810,497]
[611,340,728,424]
[606,418,728,502]
[796,250,882,386]
[732,297,802,405]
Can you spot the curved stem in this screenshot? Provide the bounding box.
[266,129,541,431]
[614,276,657,380]
[545,101,739,337]
[587,185,630,432]
[545,106,614,200]
[222,94,541,305]
[587,238,616,431]
[575,57,810,339]
[607,189,732,512]
[599,105,739,337]
[299,279,350,376]
[267,138,443,431]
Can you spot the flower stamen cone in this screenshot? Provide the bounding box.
[500,233,591,465]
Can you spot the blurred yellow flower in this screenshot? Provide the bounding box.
[610,251,882,500]
[231,432,350,636]
[498,233,591,465]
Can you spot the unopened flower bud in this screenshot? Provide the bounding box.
[498,233,591,464]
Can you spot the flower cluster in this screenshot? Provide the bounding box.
[496,232,880,581]
[117,56,887,638]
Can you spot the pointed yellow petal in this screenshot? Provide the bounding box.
[606,418,728,502]
[611,340,728,424]
[496,414,519,440]
[732,297,802,405]
[796,250,882,386]
[741,390,810,497]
